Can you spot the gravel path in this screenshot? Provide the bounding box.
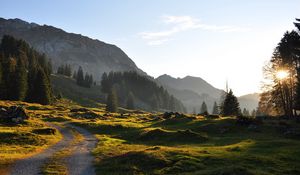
[65,124,97,175]
[9,123,74,175]
[9,123,97,175]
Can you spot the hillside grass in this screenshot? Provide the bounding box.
[1,100,300,175]
[72,112,300,175]
[0,101,62,174]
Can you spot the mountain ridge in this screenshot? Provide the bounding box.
[0,17,145,80]
[156,74,259,113]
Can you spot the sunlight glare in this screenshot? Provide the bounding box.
[276,70,289,80]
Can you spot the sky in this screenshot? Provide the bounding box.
[1,0,300,96]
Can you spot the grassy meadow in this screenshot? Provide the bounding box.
[1,100,300,175]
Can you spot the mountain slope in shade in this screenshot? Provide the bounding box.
[238,93,260,112]
[0,18,145,80]
[156,74,224,99]
[156,74,224,113]
[156,74,259,113]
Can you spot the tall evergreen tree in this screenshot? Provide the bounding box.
[212,101,219,114]
[76,66,84,86]
[14,57,27,101]
[3,58,16,99]
[200,101,208,114]
[295,71,300,111]
[220,89,241,116]
[72,70,77,79]
[126,92,135,109]
[33,68,52,105]
[106,88,118,112]
[242,108,250,116]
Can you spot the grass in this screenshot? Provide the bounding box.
[0,117,62,174]
[72,112,300,175]
[1,99,300,175]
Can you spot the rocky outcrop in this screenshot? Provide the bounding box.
[0,18,145,81]
[0,106,29,123]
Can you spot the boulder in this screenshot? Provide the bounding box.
[0,106,29,124]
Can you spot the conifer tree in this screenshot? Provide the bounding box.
[33,68,52,105]
[126,92,135,109]
[243,108,250,116]
[295,69,300,111]
[200,101,208,114]
[106,88,118,112]
[220,89,241,116]
[212,101,219,114]
[76,66,84,86]
[101,72,109,93]
[72,70,77,79]
[14,57,27,101]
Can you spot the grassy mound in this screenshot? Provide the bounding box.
[96,151,170,174]
[139,128,207,144]
[0,132,46,145]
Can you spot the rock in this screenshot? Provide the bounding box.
[236,116,263,126]
[205,115,220,119]
[32,128,57,135]
[0,106,29,124]
[71,111,102,119]
[70,108,90,113]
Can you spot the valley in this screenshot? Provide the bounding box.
[0,1,300,174]
[1,100,300,175]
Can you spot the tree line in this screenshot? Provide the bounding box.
[56,64,94,88]
[259,19,300,117]
[101,71,186,112]
[0,35,52,105]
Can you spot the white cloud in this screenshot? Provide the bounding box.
[139,15,248,45]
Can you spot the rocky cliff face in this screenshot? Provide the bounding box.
[0,18,145,80]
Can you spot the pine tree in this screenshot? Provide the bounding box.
[0,56,2,89]
[212,101,219,114]
[101,72,109,93]
[106,88,118,112]
[169,95,176,111]
[295,68,300,111]
[220,89,241,116]
[126,92,135,109]
[3,58,16,100]
[14,57,28,101]
[200,101,208,114]
[33,68,52,105]
[242,108,250,116]
[76,66,84,86]
[84,73,90,87]
[72,70,77,79]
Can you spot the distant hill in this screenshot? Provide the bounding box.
[156,74,224,99]
[156,74,259,113]
[238,93,260,112]
[0,18,145,80]
[156,74,224,113]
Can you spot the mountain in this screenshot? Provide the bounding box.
[156,74,259,113]
[0,18,145,80]
[238,93,260,112]
[156,74,224,113]
[156,74,224,99]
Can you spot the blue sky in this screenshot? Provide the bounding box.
[1,0,300,95]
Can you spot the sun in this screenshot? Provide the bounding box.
[276,70,289,80]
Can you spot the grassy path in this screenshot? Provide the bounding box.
[8,123,97,175]
[8,123,74,175]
